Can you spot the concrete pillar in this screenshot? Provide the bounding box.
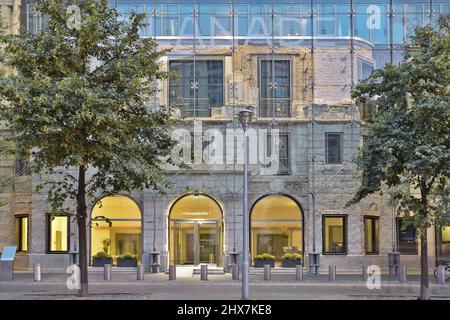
[104,264,111,281]
[201,265,208,281]
[231,264,239,280]
[137,264,144,280]
[264,264,271,281]
[296,265,303,281]
[33,263,41,282]
[169,265,176,280]
[399,265,407,283]
[328,265,336,282]
[436,266,446,284]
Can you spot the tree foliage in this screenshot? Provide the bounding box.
[0,0,177,210]
[348,15,449,300]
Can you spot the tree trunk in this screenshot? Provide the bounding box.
[419,229,430,300]
[418,179,430,300]
[77,165,89,297]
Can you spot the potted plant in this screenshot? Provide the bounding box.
[117,253,138,267]
[92,251,113,267]
[281,253,302,268]
[254,253,275,268]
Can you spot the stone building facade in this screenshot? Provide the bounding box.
[1,0,449,273]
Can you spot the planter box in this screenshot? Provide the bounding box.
[117,258,137,268]
[254,259,275,268]
[92,258,113,267]
[281,259,302,268]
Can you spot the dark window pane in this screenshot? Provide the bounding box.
[267,134,289,175]
[326,133,342,164]
[259,60,291,117]
[169,60,224,117]
[397,218,418,255]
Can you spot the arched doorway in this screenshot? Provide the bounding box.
[251,194,304,267]
[169,193,223,266]
[91,195,142,265]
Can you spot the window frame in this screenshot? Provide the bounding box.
[266,132,291,175]
[325,132,343,164]
[322,214,348,255]
[168,57,225,118]
[396,217,418,255]
[46,214,70,254]
[364,215,380,255]
[15,214,29,253]
[258,57,293,118]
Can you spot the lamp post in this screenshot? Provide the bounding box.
[237,107,254,300]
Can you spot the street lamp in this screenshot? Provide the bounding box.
[236,107,254,300]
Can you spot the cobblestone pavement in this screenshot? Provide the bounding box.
[0,272,449,300]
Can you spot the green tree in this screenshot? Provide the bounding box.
[348,15,450,300]
[0,0,177,296]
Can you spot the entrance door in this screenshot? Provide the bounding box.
[173,221,221,266]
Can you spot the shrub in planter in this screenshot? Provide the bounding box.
[254,253,275,268]
[281,253,302,268]
[117,253,138,267]
[92,251,113,267]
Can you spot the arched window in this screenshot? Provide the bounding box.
[91,195,142,265]
[169,193,223,266]
[251,194,303,267]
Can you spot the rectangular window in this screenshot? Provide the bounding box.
[397,218,418,255]
[47,215,69,253]
[15,215,28,252]
[259,59,291,118]
[358,58,375,82]
[438,226,450,263]
[323,215,347,254]
[169,60,224,117]
[267,133,290,175]
[326,133,343,164]
[364,216,380,255]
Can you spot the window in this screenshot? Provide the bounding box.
[437,226,450,263]
[169,60,224,117]
[15,215,28,252]
[326,133,343,164]
[251,195,303,267]
[364,216,379,255]
[259,59,291,118]
[317,5,335,35]
[397,218,418,255]
[47,215,69,253]
[323,215,347,254]
[267,133,290,175]
[358,58,374,82]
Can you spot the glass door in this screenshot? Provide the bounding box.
[174,222,195,265]
[199,222,217,264]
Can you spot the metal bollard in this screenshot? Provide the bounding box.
[33,263,41,282]
[104,264,112,281]
[399,265,407,283]
[437,266,446,284]
[231,264,239,280]
[329,265,336,282]
[169,265,176,280]
[264,264,271,281]
[201,265,208,281]
[137,264,144,280]
[362,265,368,281]
[295,265,303,281]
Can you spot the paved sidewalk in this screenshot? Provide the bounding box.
[0,272,449,300]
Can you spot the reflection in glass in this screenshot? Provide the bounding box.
[397,218,418,255]
[364,216,379,254]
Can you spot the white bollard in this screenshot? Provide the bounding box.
[33,263,41,282]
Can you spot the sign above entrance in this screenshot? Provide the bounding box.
[180,211,210,217]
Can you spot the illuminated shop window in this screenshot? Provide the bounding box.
[15,215,28,252]
[323,215,347,254]
[91,195,142,265]
[251,195,303,267]
[364,216,379,255]
[47,215,69,253]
